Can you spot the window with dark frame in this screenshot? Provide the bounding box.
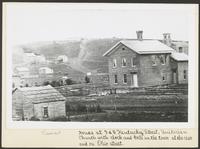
[123,74,127,83]
[43,107,49,118]
[114,74,118,84]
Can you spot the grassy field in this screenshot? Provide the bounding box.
[69,111,187,122]
[49,84,188,122]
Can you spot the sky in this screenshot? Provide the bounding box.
[4,3,196,45]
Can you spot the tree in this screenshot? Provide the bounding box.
[65,79,73,85]
[50,80,57,87]
[43,81,50,86]
[96,104,102,113]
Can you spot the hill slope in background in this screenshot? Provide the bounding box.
[15,38,121,73]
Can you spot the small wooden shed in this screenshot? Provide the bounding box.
[12,85,66,121]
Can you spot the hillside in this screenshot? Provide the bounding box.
[16,38,121,73]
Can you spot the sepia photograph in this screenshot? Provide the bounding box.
[2,3,198,148]
[9,4,190,123]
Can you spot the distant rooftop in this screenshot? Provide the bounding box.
[170,52,188,61]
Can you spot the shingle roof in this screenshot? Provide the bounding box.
[170,52,188,61]
[103,39,175,56]
[18,85,65,104]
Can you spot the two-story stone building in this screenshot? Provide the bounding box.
[103,31,188,87]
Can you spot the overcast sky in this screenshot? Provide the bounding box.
[4,3,196,45]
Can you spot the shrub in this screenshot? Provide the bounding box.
[96,104,102,112]
[65,79,73,85]
[77,104,87,112]
[43,81,50,86]
[30,116,40,121]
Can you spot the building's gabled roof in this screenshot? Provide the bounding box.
[170,52,188,61]
[103,39,175,56]
[17,85,65,104]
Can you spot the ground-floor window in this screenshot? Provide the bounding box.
[43,107,49,118]
[123,74,127,84]
[114,74,118,84]
[183,70,187,80]
[162,73,167,81]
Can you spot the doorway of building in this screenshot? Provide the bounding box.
[173,71,177,84]
[131,73,138,87]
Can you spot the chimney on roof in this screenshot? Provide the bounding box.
[136,30,143,41]
[163,33,172,47]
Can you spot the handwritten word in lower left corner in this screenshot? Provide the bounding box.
[41,130,62,135]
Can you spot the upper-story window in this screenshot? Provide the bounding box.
[122,58,127,67]
[151,55,157,66]
[132,57,137,67]
[113,59,117,68]
[160,55,166,65]
[179,47,183,53]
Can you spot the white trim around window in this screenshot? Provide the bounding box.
[122,58,127,67]
[113,59,117,68]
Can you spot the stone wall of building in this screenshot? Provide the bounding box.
[107,43,172,87]
[108,43,139,87]
[177,62,188,84]
[138,54,172,86]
